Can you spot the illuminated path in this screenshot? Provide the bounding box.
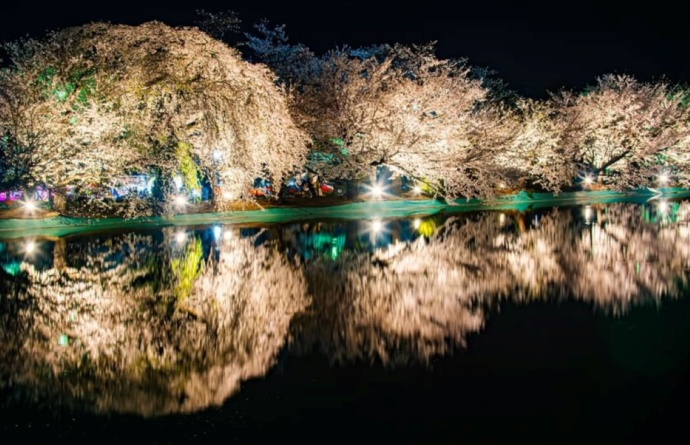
[1,188,689,239]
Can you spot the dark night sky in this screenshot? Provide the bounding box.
[1,0,688,98]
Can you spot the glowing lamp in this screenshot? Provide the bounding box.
[23,200,36,212]
[371,185,383,199]
[583,174,594,186]
[174,195,187,207]
[25,241,36,254]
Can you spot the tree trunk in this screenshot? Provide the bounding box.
[51,187,67,214]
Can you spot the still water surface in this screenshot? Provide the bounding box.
[1,201,690,442]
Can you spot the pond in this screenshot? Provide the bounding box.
[1,200,690,442]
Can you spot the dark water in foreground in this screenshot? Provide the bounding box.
[1,201,690,443]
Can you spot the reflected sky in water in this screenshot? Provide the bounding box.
[1,200,689,416]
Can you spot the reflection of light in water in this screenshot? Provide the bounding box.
[25,241,36,255]
[413,218,421,229]
[372,219,383,233]
[584,206,592,222]
[658,200,669,215]
[658,172,669,185]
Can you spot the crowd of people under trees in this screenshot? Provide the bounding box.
[1,10,689,217]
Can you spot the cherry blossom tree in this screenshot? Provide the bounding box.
[290,44,522,199]
[498,99,573,192]
[0,22,308,215]
[553,75,690,189]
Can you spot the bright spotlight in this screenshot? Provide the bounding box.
[582,174,594,186]
[371,185,383,199]
[175,232,187,243]
[23,200,36,212]
[174,195,187,207]
[25,241,36,255]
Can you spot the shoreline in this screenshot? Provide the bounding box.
[1,188,688,240]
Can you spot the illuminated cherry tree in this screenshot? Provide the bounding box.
[0,22,308,215]
[290,44,522,199]
[553,74,690,189]
[497,99,573,192]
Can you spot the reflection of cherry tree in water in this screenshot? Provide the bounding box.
[0,228,307,416]
[293,216,512,366]
[293,203,690,364]
[543,203,690,312]
[1,202,689,414]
